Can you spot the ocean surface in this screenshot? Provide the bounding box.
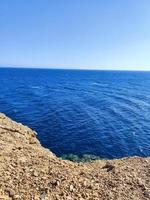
[0,67,150,159]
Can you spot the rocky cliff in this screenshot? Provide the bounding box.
[0,113,150,200]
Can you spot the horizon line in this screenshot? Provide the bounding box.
[0,65,150,72]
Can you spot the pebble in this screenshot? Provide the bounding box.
[83,180,87,187]
[69,184,74,192]
[13,195,20,200]
[5,188,15,197]
[144,191,150,198]
[33,171,38,177]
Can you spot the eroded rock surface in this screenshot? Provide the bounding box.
[0,113,150,200]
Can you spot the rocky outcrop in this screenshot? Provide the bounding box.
[0,113,150,200]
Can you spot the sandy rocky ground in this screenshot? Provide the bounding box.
[0,113,150,200]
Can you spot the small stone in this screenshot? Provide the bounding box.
[5,188,15,197]
[102,162,115,172]
[13,195,20,200]
[87,184,93,189]
[67,196,72,200]
[144,191,150,198]
[40,191,46,200]
[79,171,85,176]
[17,146,22,150]
[33,171,38,177]
[69,184,74,192]
[48,180,59,187]
[56,180,60,186]
[83,181,87,187]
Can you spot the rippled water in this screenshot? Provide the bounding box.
[0,67,150,158]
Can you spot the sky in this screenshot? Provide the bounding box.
[0,0,150,70]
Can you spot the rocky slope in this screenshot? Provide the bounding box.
[0,113,150,200]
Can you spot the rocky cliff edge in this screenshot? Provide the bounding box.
[0,113,150,200]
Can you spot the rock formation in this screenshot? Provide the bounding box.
[0,113,150,200]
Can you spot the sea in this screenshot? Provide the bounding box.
[0,67,150,159]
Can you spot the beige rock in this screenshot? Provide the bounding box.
[69,184,74,192]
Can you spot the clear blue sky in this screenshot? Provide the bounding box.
[0,0,150,70]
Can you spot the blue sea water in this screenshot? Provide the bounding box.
[0,67,150,159]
